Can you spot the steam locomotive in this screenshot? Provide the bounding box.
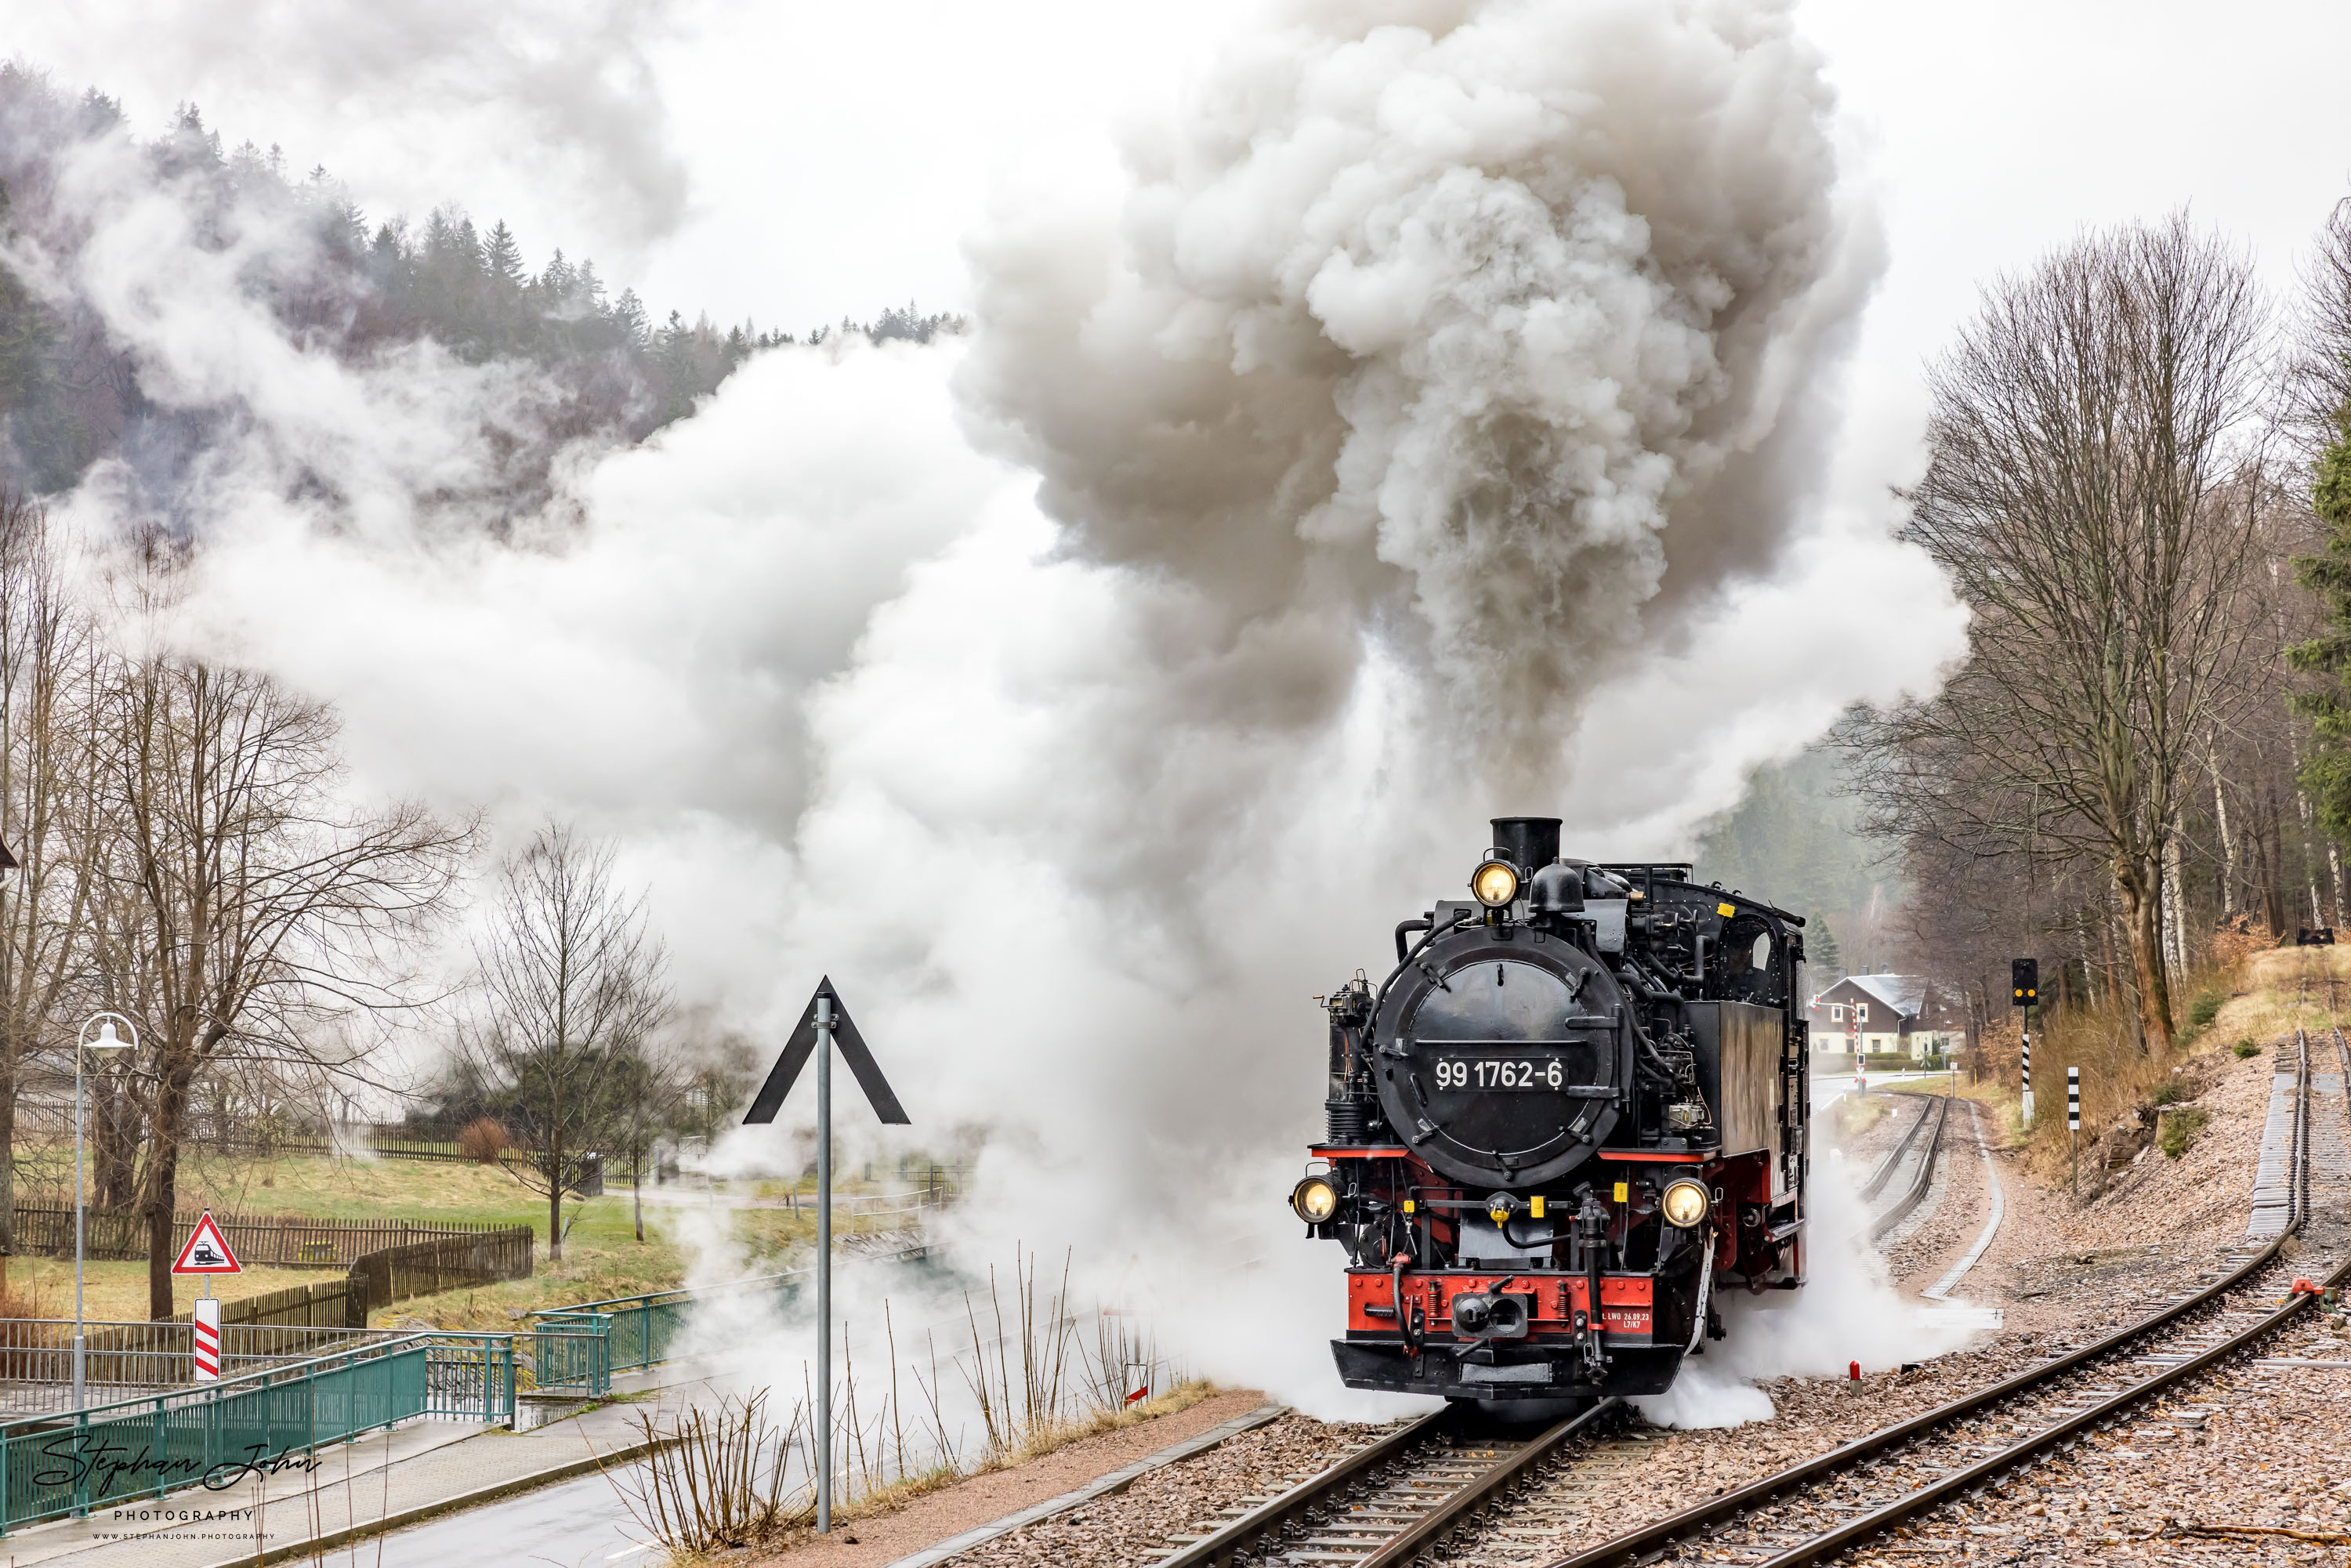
[1291,817,1809,1404]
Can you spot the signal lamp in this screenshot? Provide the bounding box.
[1290,1175,1339,1223]
[1472,860,1520,907]
[1660,1178,1711,1229]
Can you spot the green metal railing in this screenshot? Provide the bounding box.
[0,1335,430,1534]
[0,1244,944,1529]
[529,1272,795,1389]
[419,1334,518,1422]
[527,1244,932,1391]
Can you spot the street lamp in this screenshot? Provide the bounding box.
[74,1013,136,1409]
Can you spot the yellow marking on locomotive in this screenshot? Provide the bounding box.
[1716,901,1736,918]
[1613,1182,1628,1204]
[1401,1200,1414,1214]
[1529,1196,1545,1219]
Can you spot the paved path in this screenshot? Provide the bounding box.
[13,1365,733,1568]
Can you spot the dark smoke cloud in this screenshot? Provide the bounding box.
[960,0,1872,788]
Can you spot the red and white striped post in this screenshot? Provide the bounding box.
[193,1296,221,1382]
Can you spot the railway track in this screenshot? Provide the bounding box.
[1853,1091,1936,1203]
[1864,1090,1951,1243]
[1520,1025,2350,1568]
[1147,1400,1624,1568]
[1165,1026,2349,1568]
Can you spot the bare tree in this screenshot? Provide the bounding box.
[1852,215,2273,1052]
[459,823,671,1262]
[92,615,472,1316]
[0,493,104,1253]
[615,1037,689,1244]
[2293,194,2351,447]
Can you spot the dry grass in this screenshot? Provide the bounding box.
[973,1378,1217,1474]
[607,1244,1208,1566]
[742,1379,1219,1558]
[2,1257,342,1321]
[1820,1095,1893,1150]
[1960,945,2351,1177]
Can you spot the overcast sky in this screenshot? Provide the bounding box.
[6,0,2346,524]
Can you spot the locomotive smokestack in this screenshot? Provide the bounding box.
[1490,817,1562,871]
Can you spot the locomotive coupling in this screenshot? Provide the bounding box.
[1448,1287,1531,1342]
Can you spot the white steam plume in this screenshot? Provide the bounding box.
[960,0,1874,788]
[3,0,687,255]
[20,0,1970,1425]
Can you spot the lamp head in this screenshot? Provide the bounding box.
[91,1019,132,1051]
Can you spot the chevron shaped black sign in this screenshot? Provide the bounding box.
[743,976,910,1126]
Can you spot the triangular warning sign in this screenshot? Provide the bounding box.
[742,977,909,1127]
[172,1211,242,1275]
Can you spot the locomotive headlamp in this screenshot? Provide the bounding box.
[1472,860,1520,907]
[1661,1178,1712,1229]
[1291,1175,1339,1223]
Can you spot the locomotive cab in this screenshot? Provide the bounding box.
[1300,816,1808,1404]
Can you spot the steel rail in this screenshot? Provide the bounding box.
[1537,1030,2321,1568]
[1856,1092,1940,1202]
[1154,1408,1451,1568]
[1358,1400,1621,1568]
[1156,1400,1621,1568]
[1865,1091,1952,1242]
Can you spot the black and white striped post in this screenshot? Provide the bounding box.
[2012,958,2039,1124]
[2021,1030,2033,1124]
[2067,1065,2081,1191]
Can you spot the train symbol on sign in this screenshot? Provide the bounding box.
[171,1211,244,1275]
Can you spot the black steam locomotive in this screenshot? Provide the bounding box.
[1291,817,1809,1404]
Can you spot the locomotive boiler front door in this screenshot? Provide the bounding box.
[1386,943,1621,1188]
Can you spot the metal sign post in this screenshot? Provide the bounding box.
[744,978,908,1535]
[2067,1066,2081,1191]
[815,994,833,1534]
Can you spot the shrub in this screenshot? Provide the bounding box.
[2186,990,2223,1031]
[2234,1039,2262,1059]
[458,1117,510,1164]
[2158,1106,2210,1159]
[2150,1081,2188,1106]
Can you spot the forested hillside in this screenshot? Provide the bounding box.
[0,66,958,505]
[1694,749,1892,982]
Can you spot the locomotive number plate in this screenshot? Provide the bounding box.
[1433,1056,1566,1091]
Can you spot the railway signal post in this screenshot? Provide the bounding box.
[743,977,910,1534]
[2012,958,2038,1123]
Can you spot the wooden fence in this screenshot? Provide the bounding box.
[9,1204,520,1268]
[166,1279,362,1331]
[349,1229,534,1319]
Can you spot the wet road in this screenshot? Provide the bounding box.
[371,1461,658,1568]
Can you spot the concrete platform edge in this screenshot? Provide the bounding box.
[192,1431,666,1568]
[881,1402,1289,1568]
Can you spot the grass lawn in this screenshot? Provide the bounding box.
[10,1150,923,1328]
[1,1258,336,1323]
